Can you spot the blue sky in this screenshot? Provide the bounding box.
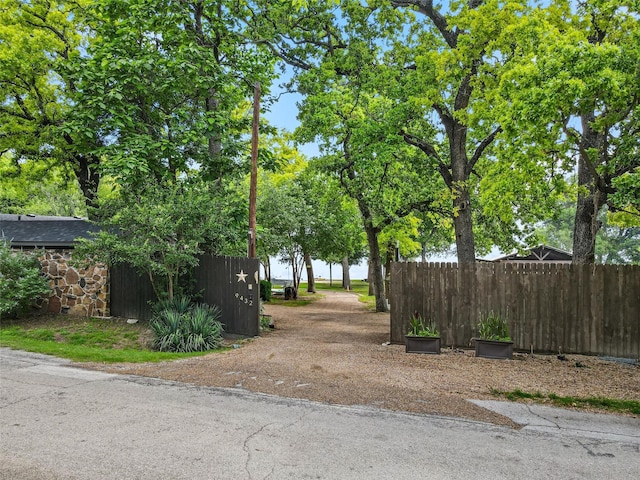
[263,77,320,158]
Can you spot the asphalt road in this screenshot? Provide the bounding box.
[1,348,639,480]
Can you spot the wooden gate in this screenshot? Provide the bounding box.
[191,255,260,337]
[110,255,260,337]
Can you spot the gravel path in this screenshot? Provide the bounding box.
[83,290,640,427]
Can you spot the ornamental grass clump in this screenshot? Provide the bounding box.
[407,312,439,337]
[151,296,223,353]
[477,311,511,342]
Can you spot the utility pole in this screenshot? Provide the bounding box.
[248,82,260,258]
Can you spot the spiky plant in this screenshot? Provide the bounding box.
[477,311,511,342]
[150,297,224,352]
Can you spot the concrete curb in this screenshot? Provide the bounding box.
[470,399,640,443]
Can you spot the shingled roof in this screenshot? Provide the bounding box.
[491,244,572,262]
[0,214,99,249]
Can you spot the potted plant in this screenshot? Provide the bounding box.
[405,312,441,354]
[474,311,513,359]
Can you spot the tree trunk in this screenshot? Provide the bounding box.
[573,161,606,264]
[341,256,351,290]
[305,252,316,293]
[452,188,476,263]
[167,274,174,301]
[290,257,298,291]
[572,116,606,264]
[368,260,375,296]
[73,154,100,218]
[191,2,224,182]
[450,125,476,264]
[262,257,271,282]
[206,93,224,180]
[364,224,388,312]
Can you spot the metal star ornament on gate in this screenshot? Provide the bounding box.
[236,270,248,283]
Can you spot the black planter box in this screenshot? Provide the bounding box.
[405,336,441,354]
[474,339,513,359]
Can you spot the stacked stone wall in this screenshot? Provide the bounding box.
[39,250,109,317]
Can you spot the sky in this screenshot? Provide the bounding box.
[262,71,320,158]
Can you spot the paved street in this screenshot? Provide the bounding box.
[1,348,639,479]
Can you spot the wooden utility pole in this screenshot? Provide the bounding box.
[248,82,260,258]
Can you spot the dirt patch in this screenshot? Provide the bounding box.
[80,290,640,427]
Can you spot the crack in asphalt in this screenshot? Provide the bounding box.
[242,422,276,480]
[242,410,310,480]
[576,439,616,458]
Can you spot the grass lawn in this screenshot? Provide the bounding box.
[0,315,218,363]
[265,280,375,311]
[298,279,377,311]
[0,281,375,363]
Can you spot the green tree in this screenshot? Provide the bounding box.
[537,200,640,265]
[68,0,277,188]
[256,171,316,293]
[298,80,449,311]
[0,154,86,216]
[253,1,553,277]
[0,0,101,212]
[496,0,640,263]
[391,0,564,263]
[76,179,246,300]
[294,169,367,292]
[309,176,366,290]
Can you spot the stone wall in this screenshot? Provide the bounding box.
[39,250,109,317]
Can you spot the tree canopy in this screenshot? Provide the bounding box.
[3,0,639,285]
[0,0,101,212]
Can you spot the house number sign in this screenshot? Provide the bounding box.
[235,269,259,307]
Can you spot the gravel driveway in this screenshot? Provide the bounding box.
[83,290,640,426]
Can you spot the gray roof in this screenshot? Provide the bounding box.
[492,244,572,262]
[0,214,99,248]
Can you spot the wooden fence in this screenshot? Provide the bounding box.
[390,262,640,359]
[110,255,260,337]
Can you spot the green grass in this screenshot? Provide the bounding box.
[491,388,640,415]
[263,280,376,311]
[312,280,377,311]
[0,315,220,363]
[267,294,317,307]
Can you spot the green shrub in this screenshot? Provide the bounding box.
[259,280,272,302]
[0,243,50,317]
[477,311,511,342]
[407,312,439,337]
[150,296,224,352]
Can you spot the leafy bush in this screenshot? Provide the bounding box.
[150,296,224,352]
[259,280,272,302]
[0,243,50,317]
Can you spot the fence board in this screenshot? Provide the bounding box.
[390,262,640,359]
[109,264,156,320]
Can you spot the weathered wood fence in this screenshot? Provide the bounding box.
[110,255,260,337]
[390,262,640,359]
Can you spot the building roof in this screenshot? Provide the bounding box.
[0,214,99,248]
[491,244,573,262]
